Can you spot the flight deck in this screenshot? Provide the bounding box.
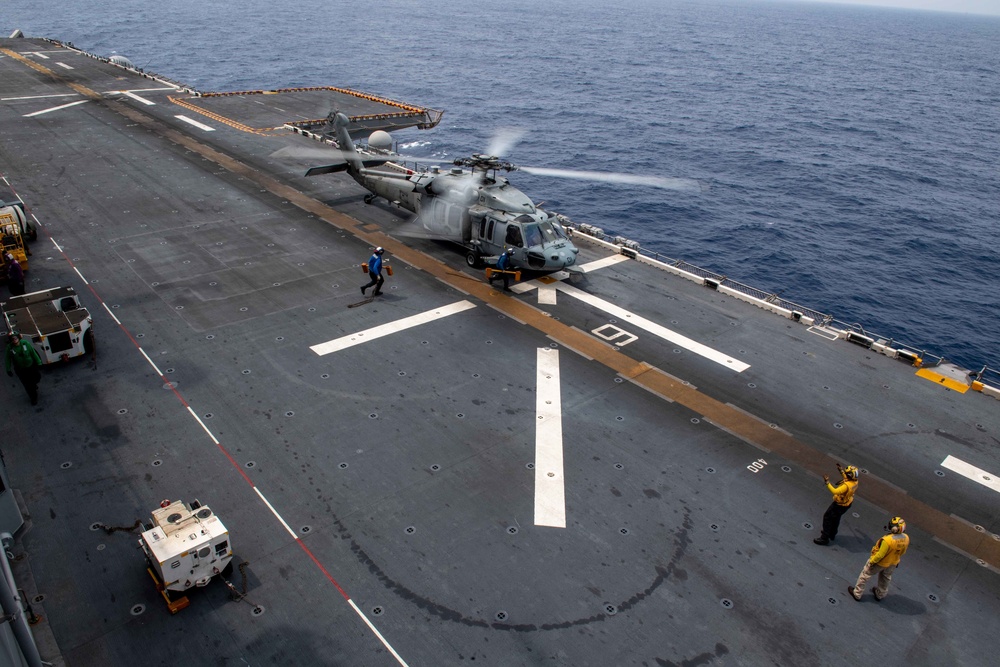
[1,36,998,667]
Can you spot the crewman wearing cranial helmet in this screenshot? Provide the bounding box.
[848,516,910,601]
[361,247,387,297]
[813,463,859,545]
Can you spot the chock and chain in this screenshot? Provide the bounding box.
[222,560,252,603]
[95,519,144,535]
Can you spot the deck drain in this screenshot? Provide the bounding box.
[398,371,406,376]
[710,524,720,532]
[974,525,985,532]
[907,423,916,428]
[472,373,481,378]
[321,374,329,379]
[977,559,987,567]
[769,423,778,429]
[928,593,939,603]
[130,604,145,616]
[89,523,102,531]
[136,333,144,338]
[245,461,256,469]
[935,470,945,477]
[251,605,265,617]
[275,336,284,341]
[338,463,348,469]
[803,522,813,530]
[672,348,682,354]
[614,463,624,470]
[615,416,624,421]
[117,409,128,415]
[860,468,869,475]
[827,597,839,606]
[614,377,623,383]
[619,527,630,535]
[97,544,105,551]
[204,413,213,419]
[781,466,791,472]
[456,413,465,419]
[507,526,518,535]
[549,343,558,348]
[165,368,175,374]
[720,598,734,609]
[308,307,316,312]
[405,526,416,535]
[690,418,701,424]
[421,341,428,345]
[239,307,247,312]
[369,413,378,419]
[372,606,383,616]
[852,512,860,518]
[526,462,535,470]
[834,423,843,429]
[300,526,312,534]
[242,369,251,375]
[705,467,716,474]
[747,383,756,389]
[430,464,441,471]
[32,595,44,604]
[604,604,617,615]
[60,462,72,470]
[151,460,162,467]
[485,340,493,345]
[495,611,508,621]
[285,411,294,417]
[206,335,215,340]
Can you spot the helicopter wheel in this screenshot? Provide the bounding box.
[363,194,376,205]
[465,251,482,268]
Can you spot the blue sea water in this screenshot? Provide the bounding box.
[4,0,999,370]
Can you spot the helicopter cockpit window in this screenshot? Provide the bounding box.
[524,224,543,248]
[505,225,524,248]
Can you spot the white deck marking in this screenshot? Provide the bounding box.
[1,93,79,101]
[30,52,49,60]
[555,283,751,371]
[941,455,1000,494]
[577,254,630,273]
[24,99,88,117]
[175,114,216,131]
[348,599,411,667]
[537,284,558,305]
[253,487,297,539]
[311,300,476,356]
[534,348,566,528]
[122,91,155,106]
[55,62,74,70]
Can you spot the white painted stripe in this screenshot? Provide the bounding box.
[555,283,751,372]
[537,284,557,305]
[31,52,49,60]
[30,213,41,227]
[577,254,630,273]
[253,487,298,539]
[55,62,74,70]
[1,93,79,101]
[122,91,155,106]
[535,348,566,528]
[104,87,176,94]
[941,455,1000,494]
[138,347,164,376]
[50,238,62,252]
[101,302,122,326]
[24,99,88,117]
[348,599,411,667]
[72,266,88,285]
[175,114,215,131]
[311,300,476,356]
[186,406,220,445]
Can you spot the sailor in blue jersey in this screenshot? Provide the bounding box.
[488,248,514,292]
[361,247,385,296]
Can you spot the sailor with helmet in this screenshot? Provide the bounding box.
[813,463,859,545]
[488,248,515,292]
[361,247,386,297]
[848,516,910,601]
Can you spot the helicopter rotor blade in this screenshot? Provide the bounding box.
[485,127,527,158]
[517,166,703,192]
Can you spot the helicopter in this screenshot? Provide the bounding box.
[299,113,701,271]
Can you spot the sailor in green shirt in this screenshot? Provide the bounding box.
[5,331,42,405]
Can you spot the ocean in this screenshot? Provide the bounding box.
[3,0,999,371]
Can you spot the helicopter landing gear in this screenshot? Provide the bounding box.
[363,194,376,204]
[465,251,482,268]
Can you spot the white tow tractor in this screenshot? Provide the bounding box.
[1,286,93,363]
[139,499,233,614]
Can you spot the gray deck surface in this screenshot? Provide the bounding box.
[1,38,998,667]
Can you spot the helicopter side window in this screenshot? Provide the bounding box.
[505,225,524,248]
[487,220,495,243]
[524,224,543,248]
[479,218,487,239]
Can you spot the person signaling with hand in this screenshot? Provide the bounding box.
[813,463,858,545]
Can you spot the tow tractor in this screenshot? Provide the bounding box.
[1,286,93,363]
[1,200,30,281]
[139,499,233,614]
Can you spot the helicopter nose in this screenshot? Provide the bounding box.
[552,251,575,267]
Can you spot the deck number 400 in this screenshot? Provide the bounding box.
[747,458,767,473]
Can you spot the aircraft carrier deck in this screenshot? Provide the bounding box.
[0,36,998,667]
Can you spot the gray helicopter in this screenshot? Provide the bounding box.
[302,113,701,271]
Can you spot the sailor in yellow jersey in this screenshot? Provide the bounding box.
[849,516,910,601]
[813,463,859,545]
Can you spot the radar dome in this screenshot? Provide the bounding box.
[109,55,134,69]
[368,130,393,151]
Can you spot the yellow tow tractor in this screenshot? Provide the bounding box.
[0,200,30,280]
